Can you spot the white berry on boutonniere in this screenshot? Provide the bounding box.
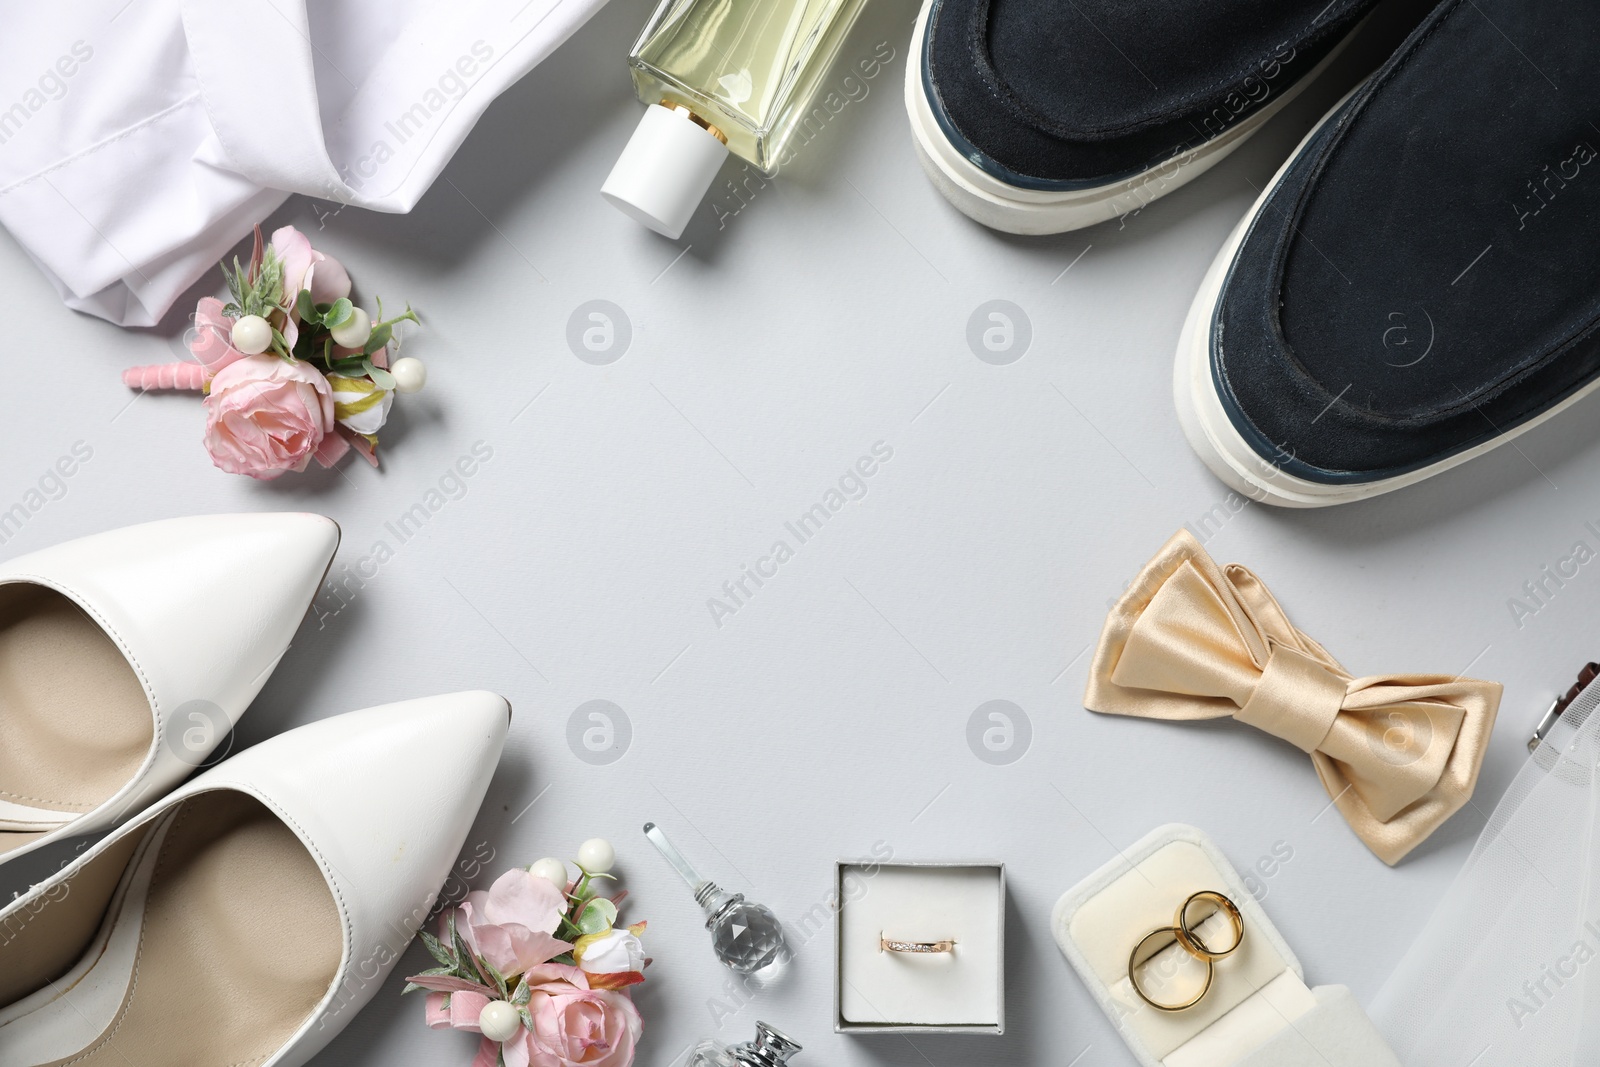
[404,837,650,1067]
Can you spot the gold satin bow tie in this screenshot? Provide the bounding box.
[1085,530,1501,865]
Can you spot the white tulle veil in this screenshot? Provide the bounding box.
[1373,678,1600,1066]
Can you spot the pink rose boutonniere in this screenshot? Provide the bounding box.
[123,224,426,480]
[407,839,649,1067]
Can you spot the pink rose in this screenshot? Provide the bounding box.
[456,869,572,977]
[421,965,640,1067]
[189,297,249,377]
[202,355,335,480]
[271,225,351,311]
[519,967,642,1067]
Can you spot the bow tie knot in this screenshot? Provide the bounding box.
[1086,531,1501,865]
[1236,645,1347,754]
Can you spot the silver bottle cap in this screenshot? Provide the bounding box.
[731,1021,801,1067]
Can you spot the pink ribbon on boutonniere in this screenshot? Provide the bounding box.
[1085,529,1501,865]
[421,980,496,1032]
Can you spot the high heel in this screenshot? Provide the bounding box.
[0,691,510,1067]
[0,513,338,865]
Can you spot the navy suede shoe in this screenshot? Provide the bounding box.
[907,0,1379,234]
[1177,0,1600,507]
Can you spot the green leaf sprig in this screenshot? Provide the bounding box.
[295,294,420,387]
[219,251,286,323]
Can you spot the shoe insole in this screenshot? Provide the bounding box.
[0,792,342,1067]
[0,831,49,857]
[0,817,171,1062]
[0,584,152,852]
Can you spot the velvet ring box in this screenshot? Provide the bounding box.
[1052,824,1400,1067]
[833,859,1006,1035]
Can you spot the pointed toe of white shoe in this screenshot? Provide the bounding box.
[0,692,510,1067]
[215,691,513,1000]
[0,513,339,865]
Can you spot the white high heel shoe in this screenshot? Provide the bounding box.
[0,691,511,1067]
[0,513,338,865]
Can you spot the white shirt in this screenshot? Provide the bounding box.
[0,0,609,326]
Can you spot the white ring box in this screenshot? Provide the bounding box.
[1052,824,1400,1067]
[833,859,1005,1035]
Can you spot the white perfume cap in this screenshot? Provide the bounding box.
[602,103,730,239]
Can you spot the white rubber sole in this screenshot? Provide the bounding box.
[904,0,1360,235]
[1173,87,1600,508]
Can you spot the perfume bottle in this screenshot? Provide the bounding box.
[601,0,868,238]
[644,822,790,975]
[688,1021,802,1067]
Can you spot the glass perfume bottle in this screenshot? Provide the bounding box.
[644,822,789,976]
[688,1021,802,1067]
[601,0,868,238]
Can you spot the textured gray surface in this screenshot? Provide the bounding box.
[1,0,1591,1064]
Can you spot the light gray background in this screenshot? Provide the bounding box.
[1,1,1591,1064]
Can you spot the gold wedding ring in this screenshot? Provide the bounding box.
[880,934,956,954]
[1128,926,1212,1012]
[1174,891,1245,960]
[1127,890,1246,1012]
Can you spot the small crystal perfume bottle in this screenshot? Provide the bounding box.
[601,0,869,238]
[644,822,789,976]
[688,1021,802,1067]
